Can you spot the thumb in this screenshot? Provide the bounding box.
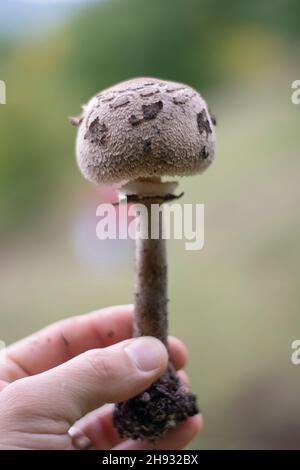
[1,337,168,429]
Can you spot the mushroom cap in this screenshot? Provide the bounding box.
[75,77,216,184]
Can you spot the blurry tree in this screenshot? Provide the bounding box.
[0,0,299,237]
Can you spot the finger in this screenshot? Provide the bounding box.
[2,307,188,384]
[0,380,8,392]
[113,415,202,450]
[72,404,123,450]
[2,337,168,430]
[177,370,190,389]
[74,369,191,450]
[2,305,134,382]
[68,427,95,450]
[168,336,188,371]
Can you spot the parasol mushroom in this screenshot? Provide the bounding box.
[71,77,216,441]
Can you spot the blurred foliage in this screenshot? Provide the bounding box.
[0,0,300,236]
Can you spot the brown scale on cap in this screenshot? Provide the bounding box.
[74,77,216,185]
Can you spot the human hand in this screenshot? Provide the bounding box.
[0,305,202,450]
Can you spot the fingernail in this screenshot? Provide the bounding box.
[125,337,166,372]
[68,427,94,450]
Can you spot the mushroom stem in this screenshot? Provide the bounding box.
[113,183,198,441]
[133,201,168,344]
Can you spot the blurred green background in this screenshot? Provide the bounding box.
[0,0,300,449]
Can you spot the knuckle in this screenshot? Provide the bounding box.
[85,350,113,383]
[0,379,34,419]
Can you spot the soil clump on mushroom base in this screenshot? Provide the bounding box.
[114,365,198,441]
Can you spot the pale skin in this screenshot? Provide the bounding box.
[0,305,202,450]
